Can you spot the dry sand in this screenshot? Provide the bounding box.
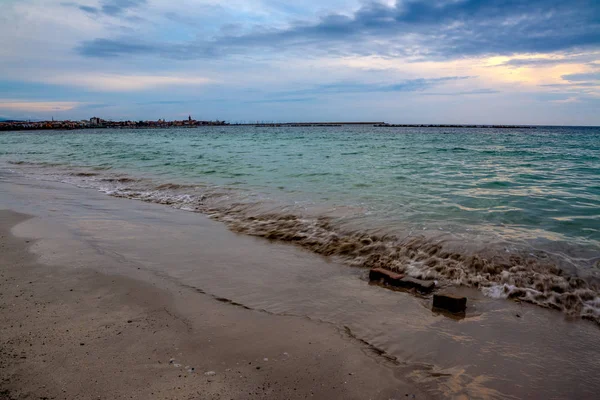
[0,209,423,399]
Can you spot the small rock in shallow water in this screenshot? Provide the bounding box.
[369,268,404,285]
[433,294,467,313]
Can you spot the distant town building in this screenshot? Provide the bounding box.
[0,116,229,131]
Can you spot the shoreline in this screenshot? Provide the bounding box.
[0,209,421,399]
[5,161,599,325]
[1,168,600,399]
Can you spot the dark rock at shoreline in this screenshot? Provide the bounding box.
[369,268,404,286]
[369,269,435,293]
[433,294,467,313]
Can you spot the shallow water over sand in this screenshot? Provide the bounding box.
[3,153,600,324]
[1,174,599,399]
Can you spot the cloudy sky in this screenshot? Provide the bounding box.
[1,0,599,124]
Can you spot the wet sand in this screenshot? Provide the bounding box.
[1,172,600,399]
[0,210,420,399]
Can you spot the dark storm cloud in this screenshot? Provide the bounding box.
[561,72,600,82]
[77,0,600,60]
[70,0,147,16]
[420,88,500,95]
[495,55,599,68]
[77,38,157,57]
[274,76,472,98]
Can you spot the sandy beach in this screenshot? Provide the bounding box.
[0,208,422,399]
[1,172,599,400]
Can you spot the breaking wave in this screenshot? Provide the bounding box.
[6,161,600,325]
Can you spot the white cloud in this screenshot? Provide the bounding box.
[550,97,579,104]
[46,74,215,91]
[0,100,82,112]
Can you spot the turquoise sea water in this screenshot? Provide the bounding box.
[1,126,599,320]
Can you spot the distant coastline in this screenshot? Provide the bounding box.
[0,117,538,131]
[0,116,228,131]
[374,123,536,129]
[241,123,536,129]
